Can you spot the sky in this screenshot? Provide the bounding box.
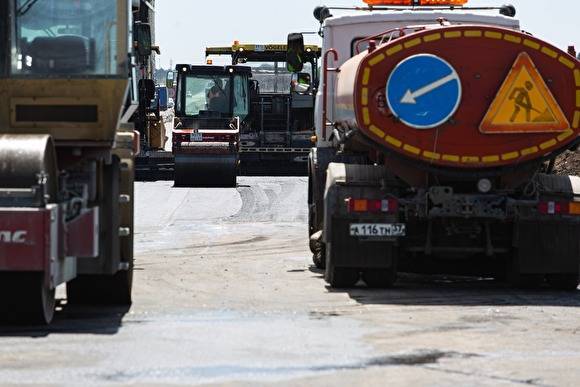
[155,0,580,69]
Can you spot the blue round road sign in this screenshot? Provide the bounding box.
[386,54,462,129]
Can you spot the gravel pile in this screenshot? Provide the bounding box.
[554,150,580,176]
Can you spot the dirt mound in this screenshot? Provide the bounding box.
[554,150,580,176]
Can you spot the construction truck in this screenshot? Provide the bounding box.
[170,65,252,187]
[0,0,148,324]
[206,43,321,173]
[301,0,580,289]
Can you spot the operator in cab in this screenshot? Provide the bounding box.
[207,79,229,114]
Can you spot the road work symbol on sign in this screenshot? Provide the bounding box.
[480,52,569,133]
[387,54,462,129]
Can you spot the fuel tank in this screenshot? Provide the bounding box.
[334,25,579,181]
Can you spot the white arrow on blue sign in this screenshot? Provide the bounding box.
[386,54,462,129]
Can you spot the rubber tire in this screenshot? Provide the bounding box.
[511,274,545,290]
[508,252,544,289]
[0,273,55,325]
[362,269,397,289]
[546,274,579,291]
[312,248,326,270]
[67,268,133,305]
[326,266,359,288]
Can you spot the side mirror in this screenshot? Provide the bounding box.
[313,6,332,23]
[135,23,152,57]
[138,79,156,105]
[499,4,516,17]
[287,33,305,73]
[166,71,175,89]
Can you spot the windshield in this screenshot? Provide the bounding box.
[11,0,119,76]
[183,75,231,117]
[0,2,8,76]
[250,62,313,93]
[181,74,249,119]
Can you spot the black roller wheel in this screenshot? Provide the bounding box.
[546,274,579,291]
[0,273,55,325]
[67,268,133,306]
[362,268,397,289]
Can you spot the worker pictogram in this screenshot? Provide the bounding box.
[480,52,569,133]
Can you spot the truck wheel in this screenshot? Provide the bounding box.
[67,268,133,305]
[0,273,55,325]
[326,265,359,288]
[362,269,397,289]
[546,274,579,291]
[510,274,544,289]
[325,245,359,288]
[508,253,544,289]
[312,247,326,270]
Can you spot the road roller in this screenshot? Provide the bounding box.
[171,65,252,187]
[300,1,580,289]
[0,0,146,324]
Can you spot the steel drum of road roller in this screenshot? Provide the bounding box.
[174,142,237,187]
[0,135,58,204]
[0,134,59,324]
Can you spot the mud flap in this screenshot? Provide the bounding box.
[323,163,399,270]
[515,174,580,275]
[515,221,580,274]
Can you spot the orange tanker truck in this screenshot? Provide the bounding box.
[296,0,580,289]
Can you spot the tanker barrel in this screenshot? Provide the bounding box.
[334,25,580,182]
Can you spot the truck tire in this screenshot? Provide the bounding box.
[326,265,359,288]
[312,247,325,270]
[362,269,397,289]
[509,273,545,289]
[546,274,579,291]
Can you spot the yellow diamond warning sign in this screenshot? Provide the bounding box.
[480,52,570,133]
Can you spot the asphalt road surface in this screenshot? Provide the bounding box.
[1,177,580,386]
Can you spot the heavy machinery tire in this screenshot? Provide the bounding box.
[67,268,133,305]
[362,269,397,289]
[312,248,326,270]
[326,265,359,288]
[546,274,579,291]
[510,274,545,290]
[508,251,545,289]
[0,273,55,325]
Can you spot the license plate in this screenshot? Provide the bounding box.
[349,223,406,237]
[190,132,203,142]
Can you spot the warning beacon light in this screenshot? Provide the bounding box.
[363,0,469,5]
